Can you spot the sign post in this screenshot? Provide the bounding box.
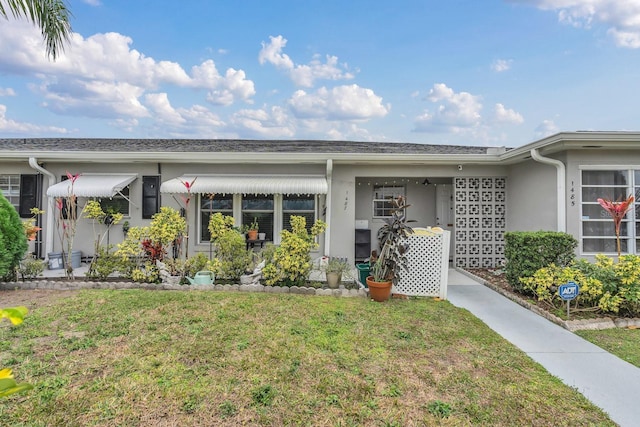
[558,281,580,318]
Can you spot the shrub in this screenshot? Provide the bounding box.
[86,246,121,280]
[17,254,45,280]
[208,213,250,281]
[520,254,640,317]
[504,231,577,292]
[0,193,28,280]
[263,216,327,286]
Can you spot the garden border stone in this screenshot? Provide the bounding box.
[0,279,370,298]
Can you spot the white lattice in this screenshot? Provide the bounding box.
[395,231,450,298]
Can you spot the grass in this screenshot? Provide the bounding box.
[0,289,615,426]
[577,328,640,368]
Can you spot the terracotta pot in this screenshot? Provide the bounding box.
[366,276,392,302]
[247,230,258,240]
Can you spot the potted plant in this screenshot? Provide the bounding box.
[247,218,259,241]
[367,196,414,301]
[324,257,351,289]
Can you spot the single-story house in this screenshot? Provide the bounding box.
[1,131,640,269]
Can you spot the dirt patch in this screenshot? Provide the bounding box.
[0,289,80,310]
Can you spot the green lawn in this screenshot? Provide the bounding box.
[0,290,614,426]
[577,327,640,368]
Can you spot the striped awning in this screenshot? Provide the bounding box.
[160,175,328,195]
[46,174,137,198]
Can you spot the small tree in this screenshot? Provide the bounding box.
[207,213,251,281]
[0,193,28,280]
[263,216,327,286]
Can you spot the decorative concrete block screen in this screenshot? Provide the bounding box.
[395,230,450,298]
[454,177,506,269]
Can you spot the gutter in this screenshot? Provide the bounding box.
[324,159,333,256]
[530,149,566,232]
[28,158,56,259]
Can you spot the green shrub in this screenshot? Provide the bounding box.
[0,193,28,280]
[87,246,121,280]
[208,213,251,281]
[504,231,577,292]
[262,216,327,286]
[17,254,45,280]
[520,254,640,317]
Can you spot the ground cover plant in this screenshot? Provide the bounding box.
[0,289,613,426]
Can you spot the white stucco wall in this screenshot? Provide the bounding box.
[506,159,558,232]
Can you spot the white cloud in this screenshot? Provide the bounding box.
[258,35,294,69]
[494,103,524,124]
[534,119,560,138]
[491,59,513,72]
[229,106,295,138]
[0,20,255,123]
[259,35,355,87]
[414,83,482,132]
[520,0,640,48]
[288,84,389,120]
[144,93,225,134]
[0,88,16,96]
[0,104,68,134]
[82,0,102,5]
[414,83,525,135]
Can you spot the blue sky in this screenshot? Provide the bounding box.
[0,0,639,147]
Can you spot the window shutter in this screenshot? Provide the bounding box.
[19,174,40,218]
[142,176,160,219]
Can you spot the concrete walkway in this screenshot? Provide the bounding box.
[447,269,640,427]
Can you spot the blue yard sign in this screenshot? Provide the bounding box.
[559,281,580,301]
[559,281,580,318]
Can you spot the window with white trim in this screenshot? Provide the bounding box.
[581,169,638,254]
[200,193,233,242]
[283,194,316,232]
[373,186,405,218]
[98,186,130,217]
[0,174,20,209]
[242,195,274,241]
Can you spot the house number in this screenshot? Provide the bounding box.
[570,181,575,206]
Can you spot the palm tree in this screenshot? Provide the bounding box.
[0,0,72,60]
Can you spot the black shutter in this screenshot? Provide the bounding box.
[142,176,160,219]
[19,174,41,218]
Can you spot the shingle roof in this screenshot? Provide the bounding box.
[0,138,496,155]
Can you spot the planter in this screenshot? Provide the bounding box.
[326,272,341,289]
[366,276,392,302]
[247,229,258,240]
[258,232,266,240]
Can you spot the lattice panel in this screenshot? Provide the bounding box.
[396,232,450,298]
[454,177,506,269]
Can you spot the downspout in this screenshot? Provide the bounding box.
[530,149,566,232]
[28,158,56,259]
[324,159,333,256]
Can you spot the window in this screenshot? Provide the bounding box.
[242,195,274,240]
[283,194,316,232]
[373,186,405,218]
[0,174,20,209]
[581,169,634,254]
[200,193,233,242]
[142,176,160,219]
[99,186,130,216]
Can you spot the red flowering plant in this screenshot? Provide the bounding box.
[177,177,197,259]
[597,194,635,257]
